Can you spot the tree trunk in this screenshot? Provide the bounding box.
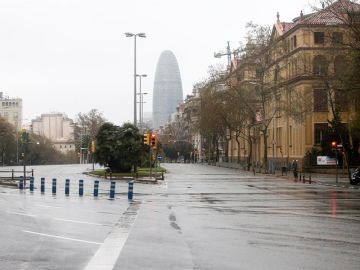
[247,136,253,171]
[215,138,219,162]
[236,135,240,164]
[263,129,268,173]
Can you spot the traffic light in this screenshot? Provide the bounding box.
[21,130,29,142]
[143,133,150,145]
[151,133,157,149]
[331,141,337,151]
[91,140,96,152]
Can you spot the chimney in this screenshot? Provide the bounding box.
[277,12,280,23]
[300,10,304,19]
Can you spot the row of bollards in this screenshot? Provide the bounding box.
[18,177,134,200]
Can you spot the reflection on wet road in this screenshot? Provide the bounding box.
[115,163,360,270]
[1,163,359,270]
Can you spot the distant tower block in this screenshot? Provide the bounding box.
[152,50,183,129]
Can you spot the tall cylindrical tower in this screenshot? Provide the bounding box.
[152,50,183,129]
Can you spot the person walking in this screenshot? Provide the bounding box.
[292,160,298,181]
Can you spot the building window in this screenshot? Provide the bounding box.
[256,68,263,79]
[276,127,283,146]
[313,55,328,76]
[289,38,292,50]
[314,32,325,44]
[334,55,346,76]
[291,35,297,50]
[350,12,360,22]
[332,32,343,45]
[313,89,328,112]
[335,89,348,111]
[274,65,279,82]
[314,123,328,145]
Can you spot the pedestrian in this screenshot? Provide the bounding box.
[292,160,298,181]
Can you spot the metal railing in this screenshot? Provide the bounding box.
[0,169,34,180]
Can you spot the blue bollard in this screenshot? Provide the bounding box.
[29,177,34,192]
[94,180,99,197]
[65,179,70,196]
[19,176,24,190]
[128,181,134,200]
[52,178,57,194]
[109,181,115,199]
[41,177,45,193]
[79,180,84,196]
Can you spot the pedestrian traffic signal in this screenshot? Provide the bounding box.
[151,134,157,149]
[143,133,150,145]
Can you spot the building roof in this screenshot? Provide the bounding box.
[275,0,360,37]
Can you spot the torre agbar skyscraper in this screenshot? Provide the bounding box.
[152,50,183,129]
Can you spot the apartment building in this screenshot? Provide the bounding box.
[0,92,22,130]
[31,113,75,153]
[229,0,360,168]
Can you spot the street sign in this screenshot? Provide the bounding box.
[317,156,337,165]
[157,155,163,161]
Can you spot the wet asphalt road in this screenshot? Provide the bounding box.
[0,163,359,270]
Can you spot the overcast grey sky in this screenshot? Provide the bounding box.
[0,0,315,125]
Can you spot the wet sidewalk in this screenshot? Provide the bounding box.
[276,170,359,189]
[204,162,360,190]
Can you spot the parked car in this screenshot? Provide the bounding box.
[350,167,360,185]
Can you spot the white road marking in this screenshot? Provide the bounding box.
[84,202,140,270]
[36,204,62,209]
[54,218,110,226]
[22,230,101,245]
[6,211,36,217]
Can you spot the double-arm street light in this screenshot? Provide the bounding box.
[125,32,146,126]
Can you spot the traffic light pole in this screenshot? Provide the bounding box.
[149,147,152,179]
[335,150,338,184]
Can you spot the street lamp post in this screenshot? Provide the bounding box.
[136,74,147,132]
[140,92,148,133]
[125,32,146,126]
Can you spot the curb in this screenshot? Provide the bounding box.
[84,172,159,184]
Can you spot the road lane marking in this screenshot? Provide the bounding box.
[36,204,62,209]
[22,230,101,245]
[84,202,141,270]
[6,211,36,217]
[54,218,111,226]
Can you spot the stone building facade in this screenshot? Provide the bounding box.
[0,92,22,130]
[228,0,359,168]
[31,113,75,153]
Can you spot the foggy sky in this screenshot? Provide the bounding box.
[0,0,313,125]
